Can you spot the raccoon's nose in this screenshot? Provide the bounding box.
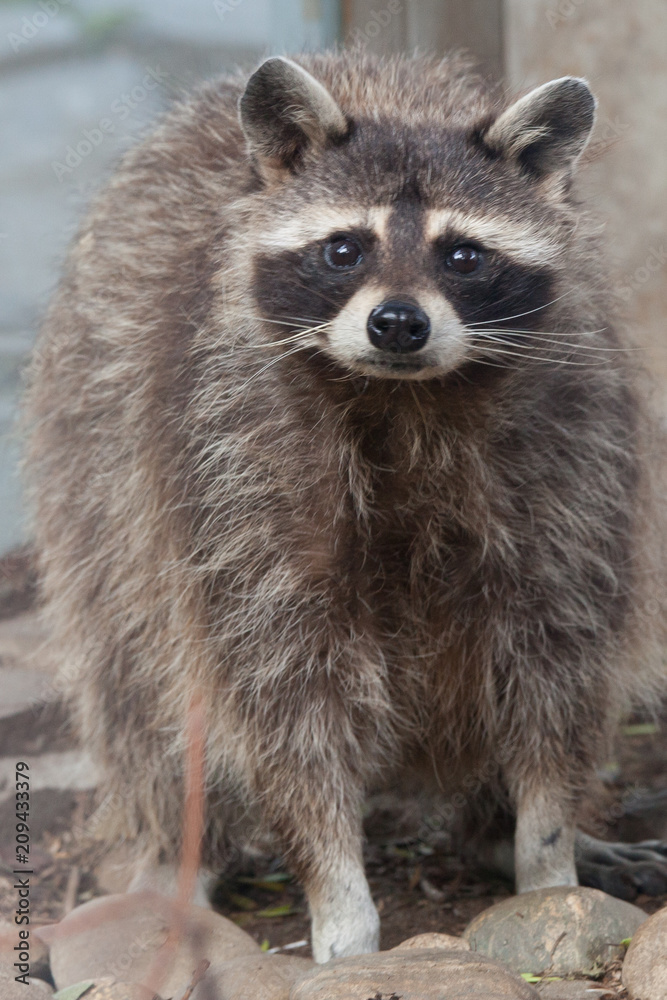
[367,300,431,353]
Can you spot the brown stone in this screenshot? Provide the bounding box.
[0,612,51,681]
[289,948,539,999]
[392,931,471,952]
[211,953,315,1000]
[464,886,647,977]
[0,961,53,998]
[43,892,260,998]
[622,904,667,1000]
[0,919,50,980]
[27,982,52,996]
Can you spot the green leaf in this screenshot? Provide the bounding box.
[260,938,271,951]
[237,878,287,893]
[238,872,292,884]
[621,936,633,947]
[387,846,416,860]
[53,983,95,1000]
[520,973,542,983]
[255,904,297,918]
[622,723,659,736]
[228,892,258,911]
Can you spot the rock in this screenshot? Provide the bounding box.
[0,751,100,846]
[622,903,667,999]
[0,919,50,980]
[26,982,53,996]
[0,611,49,674]
[0,962,53,998]
[289,949,539,999]
[127,860,215,909]
[211,953,315,1000]
[392,931,471,951]
[536,981,611,999]
[0,701,73,759]
[0,751,99,802]
[0,610,71,761]
[0,665,53,719]
[43,892,261,998]
[0,547,36,620]
[464,886,647,977]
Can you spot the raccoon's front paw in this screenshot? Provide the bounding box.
[575,831,667,900]
[310,878,380,962]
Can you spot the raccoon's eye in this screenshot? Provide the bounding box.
[446,246,483,275]
[324,235,363,270]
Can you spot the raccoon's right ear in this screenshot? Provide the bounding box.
[484,77,596,179]
[239,57,348,180]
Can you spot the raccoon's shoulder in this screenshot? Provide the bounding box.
[106,69,250,191]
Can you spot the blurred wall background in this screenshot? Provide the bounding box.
[1,0,665,553]
[504,0,667,410]
[0,0,339,552]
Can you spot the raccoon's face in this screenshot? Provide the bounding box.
[240,58,596,381]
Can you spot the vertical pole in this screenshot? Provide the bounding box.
[341,0,505,78]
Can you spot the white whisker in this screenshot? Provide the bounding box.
[230,323,331,352]
[478,327,602,340]
[232,313,329,329]
[234,343,313,392]
[262,323,331,347]
[473,342,607,367]
[477,334,619,356]
[465,289,574,328]
[476,328,639,353]
[328,370,363,383]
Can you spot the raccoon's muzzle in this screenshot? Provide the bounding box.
[367,299,431,354]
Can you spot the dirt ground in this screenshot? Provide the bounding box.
[16,731,666,942]
[1,546,666,995]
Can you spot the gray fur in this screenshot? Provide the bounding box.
[22,50,666,961]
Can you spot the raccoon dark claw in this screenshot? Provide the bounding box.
[575,832,667,898]
[578,864,638,901]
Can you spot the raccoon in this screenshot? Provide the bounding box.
[23,50,667,961]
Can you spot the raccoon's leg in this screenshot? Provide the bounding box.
[242,674,383,962]
[254,768,380,962]
[307,849,380,962]
[513,784,578,892]
[507,758,667,895]
[478,827,667,899]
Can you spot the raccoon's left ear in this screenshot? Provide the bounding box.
[484,77,596,178]
[239,56,348,179]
